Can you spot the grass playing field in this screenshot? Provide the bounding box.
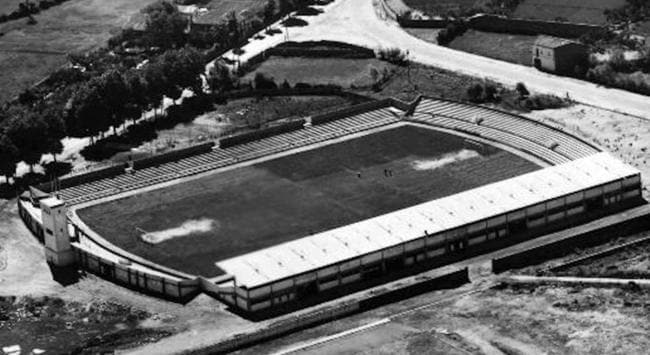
[78,125,541,277]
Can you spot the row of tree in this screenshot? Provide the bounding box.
[0,0,315,184]
[0,47,205,183]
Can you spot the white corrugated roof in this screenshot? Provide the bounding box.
[217,153,639,288]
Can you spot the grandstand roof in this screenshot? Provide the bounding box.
[216,153,640,289]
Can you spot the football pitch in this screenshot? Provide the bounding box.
[77,125,541,277]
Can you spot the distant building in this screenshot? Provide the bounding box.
[532,36,588,75]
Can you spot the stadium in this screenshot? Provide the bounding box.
[18,96,644,314]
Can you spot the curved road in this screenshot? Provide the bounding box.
[224,0,650,119]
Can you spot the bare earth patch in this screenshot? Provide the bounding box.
[525,104,650,189]
[411,149,480,171]
[141,219,218,245]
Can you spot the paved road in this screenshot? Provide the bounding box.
[223,0,650,119]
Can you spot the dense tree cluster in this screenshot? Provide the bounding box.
[0,0,317,184]
[0,0,72,24]
[605,0,650,24]
[0,47,204,183]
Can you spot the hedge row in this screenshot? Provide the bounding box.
[219,119,306,148]
[268,41,376,59]
[268,47,376,59]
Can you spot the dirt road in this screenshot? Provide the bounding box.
[224,0,650,119]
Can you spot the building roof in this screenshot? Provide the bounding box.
[40,196,65,209]
[216,153,639,289]
[534,35,583,49]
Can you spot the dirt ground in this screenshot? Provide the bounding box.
[556,245,650,279]
[526,105,650,189]
[449,30,537,66]
[0,201,252,353]
[393,283,650,355]
[249,282,650,355]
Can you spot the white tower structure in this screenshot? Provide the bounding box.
[40,197,75,266]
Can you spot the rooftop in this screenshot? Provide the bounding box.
[534,35,583,49]
[216,153,639,289]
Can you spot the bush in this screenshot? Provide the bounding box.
[465,81,501,103]
[294,7,322,16]
[281,17,308,27]
[377,47,408,66]
[436,21,468,46]
[253,73,277,90]
[294,82,312,89]
[466,83,484,102]
[515,82,529,98]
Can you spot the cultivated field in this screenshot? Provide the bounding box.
[0,0,24,15]
[194,0,267,24]
[403,0,481,16]
[244,57,395,88]
[0,0,155,103]
[449,30,537,66]
[512,0,626,24]
[403,0,627,23]
[78,125,540,277]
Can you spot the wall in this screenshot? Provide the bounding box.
[37,164,125,193]
[468,15,602,38]
[17,198,44,242]
[192,267,469,354]
[398,14,603,39]
[492,205,650,273]
[218,119,306,148]
[220,87,360,100]
[74,245,201,301]
[398,18,449,28]
[131,142,215,170]
[358,267,469,309]
[310,99,395,125]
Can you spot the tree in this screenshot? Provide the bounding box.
[156,47,206,102]
[0,133,19,184]
[142,0,187,49]
[263,0,276,26]
[40,106,66,162]
[124,69,148,124]
[98,70,131,134]
[66,77,112,140]
[466,83,484,102]
[226,11,241,46]
[6,110,50,171]
[515,82,529,98]
[141,62,168,114]
[208,62,235,93]
[253,73,277,90]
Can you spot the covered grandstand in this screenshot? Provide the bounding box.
[216,153,642,312]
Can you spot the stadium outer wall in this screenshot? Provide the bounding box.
[16,97,643,313]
